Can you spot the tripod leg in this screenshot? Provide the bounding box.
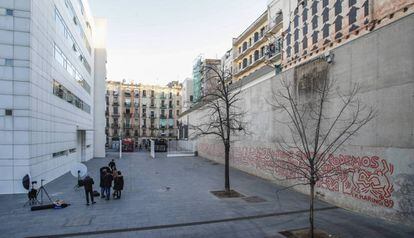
[41,187,53,203]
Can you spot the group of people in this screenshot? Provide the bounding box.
[82,159,124,206]
[100,159,124,200]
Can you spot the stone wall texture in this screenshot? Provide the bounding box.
[186,14,414,225]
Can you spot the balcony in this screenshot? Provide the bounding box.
[160,95,167,100]
[267,13,283,35]
[150,104,156,108]
[169,125,174,129]
[150,115,156,119]
[160,105,167,109]
[160,114,166,119]
[112,113,120,118]
[142,125,147,128]
[125,103,131,109]
[234,56,266,77]
[111,123,120,129]
[150,125,157,130]
[112,101,119,106]
[234,35,268,61]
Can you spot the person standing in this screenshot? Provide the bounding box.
[113,171,124,199]
[103,171,113,200]
[83,175,96,205]
[99,169,106,198]
[108,159,116,171]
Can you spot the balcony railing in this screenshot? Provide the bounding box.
[112,113,120,117]
[150,104,156,108]
[268,13,283,35]
[234,35,267,61]
[111,123,120,128]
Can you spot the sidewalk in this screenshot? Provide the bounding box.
[0,152,412,238]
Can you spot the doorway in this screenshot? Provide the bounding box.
[77,130,86,162]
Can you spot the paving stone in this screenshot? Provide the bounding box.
[0,151,412,238]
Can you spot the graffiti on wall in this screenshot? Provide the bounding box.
[198,143,395,208]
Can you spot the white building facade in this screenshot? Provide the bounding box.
[0,0,106,194]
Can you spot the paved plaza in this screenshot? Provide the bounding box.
[0,152,413,238]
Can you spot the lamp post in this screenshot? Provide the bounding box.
[119,130,122,159]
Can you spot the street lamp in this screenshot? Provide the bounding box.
[119,130,122,159]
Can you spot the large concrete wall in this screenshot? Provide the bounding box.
[186,14,414,225]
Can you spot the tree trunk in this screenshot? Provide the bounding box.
[224,144,230,193]
[309,182,315,238]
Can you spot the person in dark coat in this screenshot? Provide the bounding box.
[99,168,107,198]
[83,175,96,205]
[108,159,116,171]
[103,171,113,200]
[113,171,124,199]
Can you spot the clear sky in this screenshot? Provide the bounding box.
[89,0,268,85]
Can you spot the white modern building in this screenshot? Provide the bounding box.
[181,77,193,112]
[0,0,106,194]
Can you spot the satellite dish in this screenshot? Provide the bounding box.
[70,163,87,178]
[22,174,31,190]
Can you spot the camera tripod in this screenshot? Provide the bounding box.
[24,179,53,207]
[73,170,82,191]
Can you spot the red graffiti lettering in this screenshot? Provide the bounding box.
[198,143,395,208]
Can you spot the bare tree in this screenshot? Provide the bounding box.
[191,65,247,194]
[267,59,376,237]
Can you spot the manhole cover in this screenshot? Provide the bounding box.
[242,196,267,203]
[63,216,94,227]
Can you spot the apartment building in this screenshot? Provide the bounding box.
[0,0,106,194]
[278,0,414,70]
[105,81,182,147]
[192,57,221,102]
[232,10,283,82]
[181,78,193,112]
